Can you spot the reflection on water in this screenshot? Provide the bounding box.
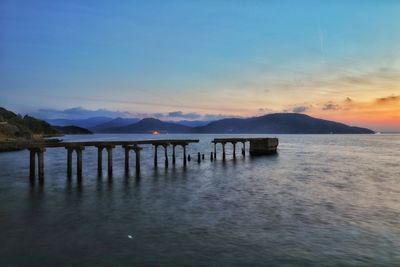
[0,134,400,266]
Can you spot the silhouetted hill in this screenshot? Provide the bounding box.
[0,107,61,140]
[192,113,374,134]
[92,117,140,132]
[108,118,192,133]
[53,125,93,135]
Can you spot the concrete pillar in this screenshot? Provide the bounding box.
[67,148,73,177]
[29,149,36,179]
[107,146,113,176]
[164,145,168,168]
[197,152,201,163]
[233,142,236,159]
[134,147,141,174]
[214,143,217,159]
[183,145,187,166]
[154,145,158,167]
[97,146,103,176]
[124,146,130,172]
[38,148,45,181]
[172,145,176,165]
[222,143,226,160]
[76,148,83,180]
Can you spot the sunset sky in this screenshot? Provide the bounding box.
[1,1,399,131]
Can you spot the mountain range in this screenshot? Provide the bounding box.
[45,113,374,134]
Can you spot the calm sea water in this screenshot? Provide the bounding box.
[0,134,399,266]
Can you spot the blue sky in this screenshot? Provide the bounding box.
[1,1,399,130]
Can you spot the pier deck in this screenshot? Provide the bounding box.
[23,139,199,181]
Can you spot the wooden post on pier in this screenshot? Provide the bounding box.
[210,152,214,161]
[222,142,226,160]
[242,142,246,156]
[232,142,236,159]
[197,152,201,163]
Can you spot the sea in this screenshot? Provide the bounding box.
[0,134,399,266]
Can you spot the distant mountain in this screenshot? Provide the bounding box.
[40,112,374,134]
[0,107,61,140]
[46,117,113,129]
[91,117,140,132]
[53,125,93,135]
[170,120,212,127]
[107,118,192,133]
[99,113,373,134]
[192,113,374,134]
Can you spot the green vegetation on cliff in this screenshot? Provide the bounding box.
[0,107,61,140]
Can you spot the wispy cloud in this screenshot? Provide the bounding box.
[167,111,202,119]
[322,102,340,111]
[292,105,310,113]
[376,95,400,104]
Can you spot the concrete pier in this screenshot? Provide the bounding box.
[29,147,46,180]
[212,137,278,159]
[248,138,279,155]
[24,139,199,182]
[122,145,143,174]
[65,145,84,179]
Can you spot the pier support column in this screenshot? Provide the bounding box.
[183,145,187,167]
[222,142,226,161]
[106,146,114,177]
[97,146,103,176]
[163,145,168,168]
[134,146,142,174]
[242,142,246,156]
[29,149,36,179]
[232,142,236,159]
[214,143,217,159]
[67,148,73,177]
[210,152,214,161]
[172,145,176,165]
[76,147,84,180]
[37,148,45,181]
[154,145,158,167]
[197,152,201,163]
[124,146,130,172]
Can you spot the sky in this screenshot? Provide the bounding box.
[1,0,399,131]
